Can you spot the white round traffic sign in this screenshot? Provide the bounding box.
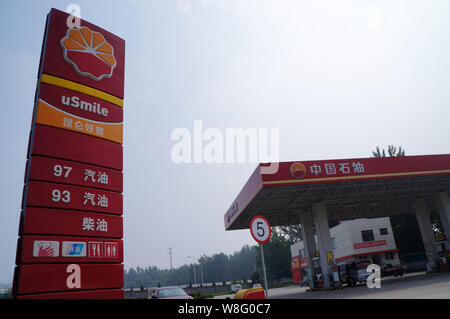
[250,216,271,244]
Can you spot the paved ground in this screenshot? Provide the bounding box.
[214,271,450,299]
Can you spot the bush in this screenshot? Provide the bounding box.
[189,291,213,299]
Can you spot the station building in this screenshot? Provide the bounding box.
[290,217,400,284]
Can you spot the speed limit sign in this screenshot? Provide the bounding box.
[250,216,271,244]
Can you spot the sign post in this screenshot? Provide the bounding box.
[259,245,269,299]
[250,216,271,299]
[12,8,125,299]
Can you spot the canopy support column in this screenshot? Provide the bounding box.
[312,203,333,288]
[414,199,439,269]
[299,210,316,289]
[434,192,450,250]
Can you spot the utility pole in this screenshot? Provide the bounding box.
[168,247,173,269]
[187,256,197,286]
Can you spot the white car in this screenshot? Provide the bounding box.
[252,284,262,288]
[230,284,243,293]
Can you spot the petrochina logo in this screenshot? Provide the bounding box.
[61,27,116,81]
[290,162,306,178]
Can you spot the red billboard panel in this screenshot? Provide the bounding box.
[14,263,123,295]
[28,155,122,192]
[17,289,124,299]
[13,7,125,299]
[18,235,123,263]
[354,240,387,249]
[22,208,123,238]
[26,181,122,214]
[30,124,123,171]
[41,8,125,99]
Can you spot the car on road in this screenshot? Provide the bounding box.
[381,263,407,277]
[230,284,243,293]
[338,260,371,286]
[252,283,262,288]
[149,286,193,299]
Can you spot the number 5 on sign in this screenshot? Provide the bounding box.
[250,216,271,244]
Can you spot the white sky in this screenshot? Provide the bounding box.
[0,0,450,284]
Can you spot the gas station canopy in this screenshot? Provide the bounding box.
[224,154,450,230]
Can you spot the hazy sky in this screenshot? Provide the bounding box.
[1,0,450,284]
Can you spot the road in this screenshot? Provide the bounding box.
[214,271,450,299]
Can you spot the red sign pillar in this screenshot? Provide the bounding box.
[13,8,125,299]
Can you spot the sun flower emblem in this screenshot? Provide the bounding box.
[60,26,117,81]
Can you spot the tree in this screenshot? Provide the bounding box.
[256,229,292,281]
[228,245,257,281]
[250,270,261,283]
[0,288,11,299]
[276,225,302,244]
[372,145,405,157]
[124,245,258,288]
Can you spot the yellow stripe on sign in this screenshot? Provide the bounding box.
[40,74,123,108]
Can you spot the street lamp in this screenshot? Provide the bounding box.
[199,259,204,286]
